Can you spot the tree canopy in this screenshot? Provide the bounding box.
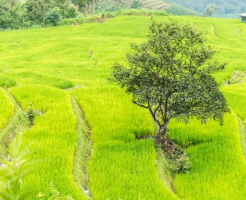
[110,20,229,144]
[204,4,216,17]
[0,0,26,29]
[0,0,80,29]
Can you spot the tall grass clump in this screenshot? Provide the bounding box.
[0,74,17,88]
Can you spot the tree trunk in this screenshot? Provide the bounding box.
[156,126,168,144]
[93,0,95,14]
[42,13,45,26]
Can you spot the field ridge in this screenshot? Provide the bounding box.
[70,96,91,197]
[0,90,29,161]
[238,116,246,160]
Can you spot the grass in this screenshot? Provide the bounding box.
[169,114,246,199]
[238,117,246,159]
[0,89,14,132]
[9,86,87,199]
[70,87,176,199]
[12,71,74,89]
[156,147,174,191]
[0,74,16,88]
[0,15,246,199]
[70,97,91,191]
[0,91,29,161]
[71,87,154,143]
[221,84,246,159]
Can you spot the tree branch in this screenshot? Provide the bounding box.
[149,107,162,128]
[132,100,148,109]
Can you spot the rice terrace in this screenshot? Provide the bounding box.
[1,1,246,199]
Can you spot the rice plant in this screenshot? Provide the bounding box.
[9,86,87,199]
[0,89,14,132]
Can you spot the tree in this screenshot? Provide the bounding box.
[66,7,78,18]
[50,0,69,18]
[72,0,94,12]
[204,4,216,17]
[25,0,51,25]
[72,0,87,11]
[45,7,62,26]
[25,0,69,25]
[0,0,26,29]
[131,0,142,9]
[8,0,26,29]
[0,0,11,29]
[110,20,229,145]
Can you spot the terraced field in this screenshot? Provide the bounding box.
[0,15,246,199]
[140,0,169,10]
[100,0,200,15]
[0,89,14,132]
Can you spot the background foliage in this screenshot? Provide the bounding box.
[169,0,246,17]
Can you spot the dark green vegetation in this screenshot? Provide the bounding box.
[0,0,78,30]
[0,0,205,32]
[0,0,201,30]
[0,15,246,199]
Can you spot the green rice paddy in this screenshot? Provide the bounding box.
[0,89,14,131]
[0,15,246,199]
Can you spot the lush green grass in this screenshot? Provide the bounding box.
[0,91,29,161]
[12,71,74,89]
[71,87,176,199]
[71,88,154,143]
[70,97,91,190]
[0,73,16,88]
[221,85,246,123]
[9,86,87,199]
[0,15,246,199]
[169,114,246,199]
[221,84,246,159]
[0,89,14,131]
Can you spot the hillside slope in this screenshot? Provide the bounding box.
[0,15,246,199]
[139,0,201,16]
[169,0,246,17]
[97,0,201,16]
[164,2,201,16]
